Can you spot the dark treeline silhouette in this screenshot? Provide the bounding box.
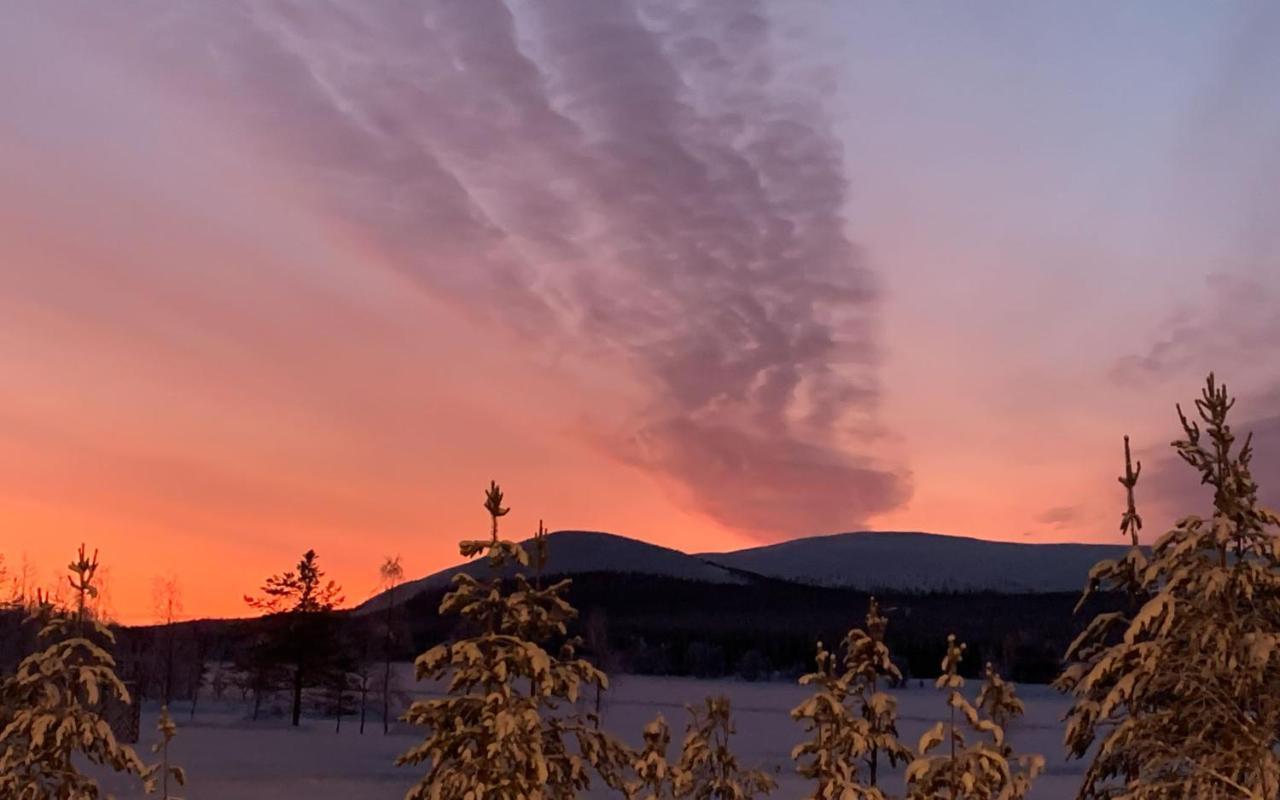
[400,571,1118,684]
[105,570,1116,713]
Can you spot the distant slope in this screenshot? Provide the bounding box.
[354,530,747,614]
[699,531,1129,593]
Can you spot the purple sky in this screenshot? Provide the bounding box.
[1,1,1278,619]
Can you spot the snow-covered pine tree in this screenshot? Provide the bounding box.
[974,663,1023,733]
[905,635,1042,800]
[397,481,632,800]
[676,696,775,800]
[141,705,185,799]
[1058,374,1280,799]
[791,597,910,799]
[0,545,147,799]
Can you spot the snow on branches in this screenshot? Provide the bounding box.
[905,636,1042,800]
[0,545,146,799]
[675,696,776,800]
[141,705,185,799]
[397,481,631,800]
[791,597,909,799]
[624,698,775,800]
[1059,375,1280,799]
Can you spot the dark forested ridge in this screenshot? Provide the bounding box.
[410,570,1111,684]
[98,569,1114,694]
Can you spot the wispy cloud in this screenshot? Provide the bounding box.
[1109,274,1280,388]
[89,0,908,538]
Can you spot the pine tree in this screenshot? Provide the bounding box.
[0,545,147,799]
[244,549,344,727]
[397,481,632,800]
[1058,374,1280,799]
[905,635,1042,800]
[675,696,776,800]
[791,597,909,799]
[141,705,185,799]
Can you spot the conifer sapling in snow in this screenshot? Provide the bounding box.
[1058,374,1280,798]
[397,481,632,800]
[0,545,146,799]
[626,714,685,800]
[791,597,909,799]
[905,635,1042,800]
[141,705,185,799]
[675,696,776,800]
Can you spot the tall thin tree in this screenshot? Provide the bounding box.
[151,574,183,708]
[378,555,403,735]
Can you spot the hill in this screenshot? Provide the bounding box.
[354,530,746,614]
[700,531,1129,593]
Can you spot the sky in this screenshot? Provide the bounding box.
[2,1,1278,623]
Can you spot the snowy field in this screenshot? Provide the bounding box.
[95,671,1083,799]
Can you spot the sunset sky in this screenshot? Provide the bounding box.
[2,2,1279,623]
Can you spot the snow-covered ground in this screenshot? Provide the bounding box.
[95,672,1083,799]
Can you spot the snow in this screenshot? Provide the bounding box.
[354,532,745,614]
[701,531,1132,593]
[90,671,1085,799]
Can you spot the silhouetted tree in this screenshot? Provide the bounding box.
[244,549,344,727]
[151,574,182,707]
[378,555,404,735]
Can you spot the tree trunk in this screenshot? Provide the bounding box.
[359,676,368,735]
[335,680,343,733]
[382,657,393,734]
[291,664,304,727]
[164,629,175,707]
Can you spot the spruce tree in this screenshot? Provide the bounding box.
[0,545,147,799]
[791,598,909,799]
[905,635,1042,800]
[397,481,631,800]
[1058,374,1280,798]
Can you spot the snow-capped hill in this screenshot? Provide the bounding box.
[354,530,746,614]
[699,531,1131,593]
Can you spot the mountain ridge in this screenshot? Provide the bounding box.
[355,528,1128,614]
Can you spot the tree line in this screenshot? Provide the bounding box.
[3,373,1280,798]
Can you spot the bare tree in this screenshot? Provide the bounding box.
[152,574,183,707]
